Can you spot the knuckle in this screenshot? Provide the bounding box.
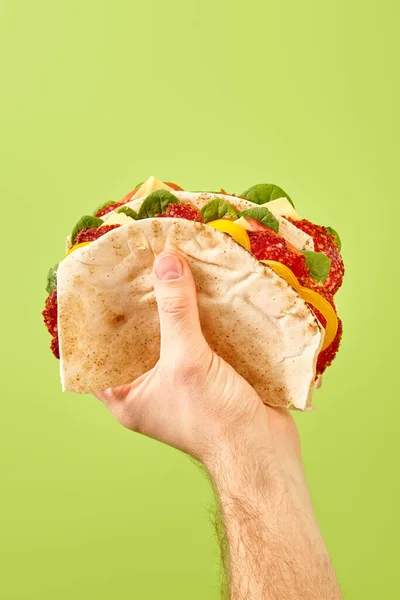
[158,293,190,317]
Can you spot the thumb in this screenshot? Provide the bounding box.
[153,252,208,361]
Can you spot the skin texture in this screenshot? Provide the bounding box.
[95,252,342,600]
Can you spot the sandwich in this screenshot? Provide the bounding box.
[42,176,344,410]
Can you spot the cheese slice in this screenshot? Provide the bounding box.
[131,176,175,201]
[261,198,300,220]
[234,216,253,231]
[102,212,136,226]
[65,234,72,253]
[277,217,313,251]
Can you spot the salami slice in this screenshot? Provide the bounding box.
[157,202,204,222]
[287,219,344,294]
[75,224,121,244]
[95,200,128,218]
[248,230,310,280]
[42,290,59,358]
[317,319,343,376]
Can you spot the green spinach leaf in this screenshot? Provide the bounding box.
[200,198,238,223]
[71,215,104,245]
[301,251,331,282]
[137,190,180,219]
[325,226,341,251]
[46,263,59,294]
[116,206,139,219]
[240,183,294,207]
[238,207,279,233]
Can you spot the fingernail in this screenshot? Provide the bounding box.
[155,254,183,281]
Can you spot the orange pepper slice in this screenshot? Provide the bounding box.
[207,219,251,251]
[261,260,338,350]
[65,242,91,257]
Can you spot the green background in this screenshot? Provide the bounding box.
[0,1,398,598]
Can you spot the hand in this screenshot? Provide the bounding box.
[95,252,299,464]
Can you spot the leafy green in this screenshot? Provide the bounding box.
[240,183,294,207]
[46,263,59,294]
[134,181,144,189]
[238,207,279,233]
[301,251,331,283]
[93,200,116,216]
[71,215,104,245]
[325,226,341,251]
[137,190,180,219]
[116,206,139,219]
[200,198,238,223]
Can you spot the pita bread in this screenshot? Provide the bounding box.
[58,218,323,409]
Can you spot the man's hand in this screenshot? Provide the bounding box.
[95,252,273,462]
[95,252,342,599]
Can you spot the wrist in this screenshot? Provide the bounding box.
[204,414,281,496]
[204,408,315,517]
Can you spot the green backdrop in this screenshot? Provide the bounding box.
[1,1,398,598]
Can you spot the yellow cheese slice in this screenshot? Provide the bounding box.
[65,234,72,253]
[261,198,300,220]
[131,176,175,201]
[234,216,254,231]
[102,212,136,226]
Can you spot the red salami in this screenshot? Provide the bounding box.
[95,200,128,218]
[42,290,58,338]
[157,202,204,222]
[287,219,344,295]
[51,336,60,360]
[42,290,60,359]
[75,224,121,244]
[248,230,310,280]
[317,319,343,376]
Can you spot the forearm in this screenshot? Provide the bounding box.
[205,427,342,600]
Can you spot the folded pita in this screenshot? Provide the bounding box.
[58,218,323,409]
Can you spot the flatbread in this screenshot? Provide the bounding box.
[58,218,323,409]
